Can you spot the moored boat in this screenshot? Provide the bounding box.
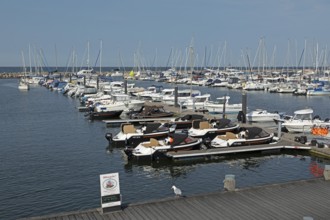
[188,118,240,139]
[128,105,174,119]
[172,114,207,130]
[124,133,202,160]
[282,108,330,133]
[86,109,123,120]
[210,127,274,148]
[204,96,242,114]
[106,122,176,147]
[246,109,281,122]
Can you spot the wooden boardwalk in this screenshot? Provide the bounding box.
[23,178,330,220]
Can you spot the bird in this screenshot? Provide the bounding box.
[171,185,182,197]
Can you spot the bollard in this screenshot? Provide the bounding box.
[223,174,236,191]
[324,165,330,180]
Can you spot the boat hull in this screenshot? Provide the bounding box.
[88,110,123,120]
[124,139,202,160]
[111,132,170,148]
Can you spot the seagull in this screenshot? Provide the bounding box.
[171,185,182,197]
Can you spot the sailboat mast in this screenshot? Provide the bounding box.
[55,44,58,72]
[21,51,26,77]
[87,41,90,70]
[28,44,32,74]
[189,40,195,97]
[100,40,102,75]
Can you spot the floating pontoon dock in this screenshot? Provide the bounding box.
[103,117,177,125]
[166,142,312,159]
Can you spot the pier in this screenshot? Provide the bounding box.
[22,178,330,220]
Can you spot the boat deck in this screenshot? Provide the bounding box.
[22,178,330,220]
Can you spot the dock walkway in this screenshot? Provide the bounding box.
[23,178,330,220]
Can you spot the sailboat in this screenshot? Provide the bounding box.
[18,51,29,91]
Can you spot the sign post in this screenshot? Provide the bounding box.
[100,172,122,213]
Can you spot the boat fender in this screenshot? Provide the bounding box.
[105,133,113,142]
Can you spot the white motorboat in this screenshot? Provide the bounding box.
[282,108,330,133]
[124,133,202,160]
[106,122,176,147]
[181,94,211,110]
[246,109,281,122]
[150,88,175,102]
[210,127,274,148]
[162,89,202,106]
[94,93,145,113]
[204,96,242,114]
[188,118,240,139]
[306,87,330,96]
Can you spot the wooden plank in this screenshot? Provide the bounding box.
[142,203,169,220]
[167,199,200,219]
[89,210,106,220]
[130,206,154,220]
[185,197,222,219]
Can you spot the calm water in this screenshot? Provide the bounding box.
[1,78,330,220]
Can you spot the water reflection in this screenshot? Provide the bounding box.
[122,151,287,177]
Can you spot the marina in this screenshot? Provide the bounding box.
[1,76,330,220]
[3,1,330,219]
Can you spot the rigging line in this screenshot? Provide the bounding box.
[94,49,100,68]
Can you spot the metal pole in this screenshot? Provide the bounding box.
[222,95,227,118]
[277,121,282,138]
[174,86,178,107]
[242,92,247,123]
[97,76,99,90]
[124,79,127,94]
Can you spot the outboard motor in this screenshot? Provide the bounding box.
[105,133,113,143]
[201,137,212,149]
[124,147,134,160]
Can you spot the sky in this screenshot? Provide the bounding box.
[1,0,330,68]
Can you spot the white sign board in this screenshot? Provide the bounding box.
[100,172,121,208]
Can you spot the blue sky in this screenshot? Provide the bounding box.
[1,0,330,68]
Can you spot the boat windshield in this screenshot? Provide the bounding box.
[293,113,312,120]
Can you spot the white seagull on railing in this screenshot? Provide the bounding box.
[171,185,182,197]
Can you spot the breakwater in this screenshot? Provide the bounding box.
[0,72,22,78]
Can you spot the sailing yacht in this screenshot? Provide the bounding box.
[18,51,29,91]
[18,79,29,90]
